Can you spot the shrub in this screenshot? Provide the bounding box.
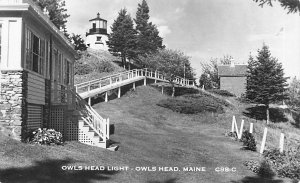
[257,160,276,178]
[24,128,64,145]
[75,60,93,75]
[244,160,260,173]
[90,59,115,73]
[240,130,257,151]
[208,89,235,97]
[224,131,238,141]
[263,147,300,180]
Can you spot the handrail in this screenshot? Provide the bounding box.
[76,69,140,87]
[75,68,195,93]
[70,89,107,140]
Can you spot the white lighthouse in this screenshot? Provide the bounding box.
[86,13,109,50]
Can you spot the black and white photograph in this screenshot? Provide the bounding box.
[0,0,299,182]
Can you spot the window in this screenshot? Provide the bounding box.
[25,28,45,75]
[52,48,58,82]
[96,36,101,41]
[92,23,96,31]
[45,41,50,78]
[64,59,70,85]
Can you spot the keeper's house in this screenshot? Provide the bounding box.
[0,0,77,140]
[218,63,247,97]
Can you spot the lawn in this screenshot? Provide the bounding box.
[0,86,296,183]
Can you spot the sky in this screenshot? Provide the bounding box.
[65,0,300,80]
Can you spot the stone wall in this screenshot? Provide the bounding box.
[0,70,27,140]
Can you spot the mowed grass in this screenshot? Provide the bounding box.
[0,85,295,183]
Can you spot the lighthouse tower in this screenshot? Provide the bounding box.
[86,13,109,50]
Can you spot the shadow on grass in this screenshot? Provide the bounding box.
[243,106,288,123]
[0,158,119,183]
[231,175,284,183]
[148,178,178,183]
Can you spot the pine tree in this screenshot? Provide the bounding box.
[246,44,289,124]
[33,0,69,30]
[107,9,137,68]
[253,0,300,14]
[134,0,164,57]
[70,34,87,52]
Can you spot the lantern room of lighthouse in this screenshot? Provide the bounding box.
[86,13,109,50]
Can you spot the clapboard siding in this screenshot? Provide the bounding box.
[27,72,45,105]
[27,104,43,130]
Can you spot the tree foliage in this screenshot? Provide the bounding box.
[220,55,234,65]
[199,55,235,89]
[33,0,69,29]
[107,8,137,68]
[286,77,300,109]
[134,0,164,56]
[199,58,219,89]
[253,0,300,14]
[246,44,289,123]
[139,49,194,97]
[70,34,87,51]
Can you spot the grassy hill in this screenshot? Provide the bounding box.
[0,85,298,183]
[74,49,125,84]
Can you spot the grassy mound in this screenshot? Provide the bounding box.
[207,89,235,97]
[157,87,230,114]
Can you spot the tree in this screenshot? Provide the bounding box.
[107,8,137,68]
[286,77,300,109]
[70,34,87,52]
[253,0,300,14]
[220,55,234,65]
[134,0,164,57]
[246,44,289,124]
[199,58,219,89]
[33,0,69,29]
[139,49,194,97]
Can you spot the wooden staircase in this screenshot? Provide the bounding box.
[70,90,118,151]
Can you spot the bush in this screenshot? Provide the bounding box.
[240,130,257,151]
[208,89,235,97]
[263,148,300,180]
[24,128,64,145]
[257,160,276,178]
[90,59,115,73]
[75,60,93,75]
[224,131,238,141]
[244,160,260,173]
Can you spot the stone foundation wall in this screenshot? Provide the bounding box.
[0,70,27,140]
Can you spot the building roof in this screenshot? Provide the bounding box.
[0,0,78,58]
[89,13,107,22]
[218,64,247,77]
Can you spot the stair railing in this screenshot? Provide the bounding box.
[70,89,109,141]
[75,68,196,94]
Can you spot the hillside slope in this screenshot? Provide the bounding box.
[0,86,296,183]
[74,49,124,84]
